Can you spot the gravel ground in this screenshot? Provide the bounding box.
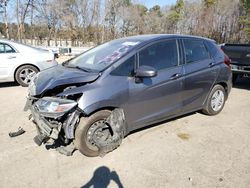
[0,78,249,188]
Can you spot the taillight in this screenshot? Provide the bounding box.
[46,60,53,63]
[224,55,231,68]
[219,45,231,67]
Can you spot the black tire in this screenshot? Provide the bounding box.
[15,65,39,87]
[74,110,111,157]
[202,85,226,116]
[232,74,238,84]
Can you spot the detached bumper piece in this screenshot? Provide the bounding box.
[9,127,25,137]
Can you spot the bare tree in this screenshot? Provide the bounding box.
[0,0,9,38]
[1,0,249,45]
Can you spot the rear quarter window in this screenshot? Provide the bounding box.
[205,41,222,59]
[183,39,210,63]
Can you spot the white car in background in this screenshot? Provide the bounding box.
[0,39,58,86]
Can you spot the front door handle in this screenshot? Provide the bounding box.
[170,73,182,80]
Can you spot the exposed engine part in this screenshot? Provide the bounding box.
[49,120,62,128]
[50,125,62,140]
[63,110,81,139]
[9,127,26,137]
[95,108,126,157]
[33,134,47,146]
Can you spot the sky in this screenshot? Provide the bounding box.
[143,0,177,8]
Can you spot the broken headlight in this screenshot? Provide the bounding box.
[35,97,77,118]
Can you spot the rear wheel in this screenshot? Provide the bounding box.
[202,85,226,116]
[74,110,112,157]
[15,65,39,87]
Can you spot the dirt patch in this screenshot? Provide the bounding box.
[177,133,190,140]
[56,55,74,64]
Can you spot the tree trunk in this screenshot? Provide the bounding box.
[4,0,9,39]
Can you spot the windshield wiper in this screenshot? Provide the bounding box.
[62,57,74,66]
[65,65,91,72]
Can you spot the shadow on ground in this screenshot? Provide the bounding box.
[0,82,19,88]
[82,166,123,188]
[233,77,250,90]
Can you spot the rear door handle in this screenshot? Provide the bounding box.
[209,62,215,68]
[8,56,16,59]
[170,73,182,80]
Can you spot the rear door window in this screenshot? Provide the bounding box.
[0,43,16,53]
[183,39,210,63]
[5,44,15,53]
[139,40,179,70]
[0,43,5,53]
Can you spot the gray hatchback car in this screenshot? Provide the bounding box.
[25,34,232,157]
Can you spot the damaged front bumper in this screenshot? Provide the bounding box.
[24,97,81,147]
[31,105,60,145]
[25,97,127,157]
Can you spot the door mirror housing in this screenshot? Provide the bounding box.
[135,66,157,78]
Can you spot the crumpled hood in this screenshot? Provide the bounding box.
[31,65,100,96]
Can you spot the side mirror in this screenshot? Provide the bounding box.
[135,65,157,78]
[54,53,59,59]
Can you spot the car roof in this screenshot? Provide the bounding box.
[0,39,49,53]
[120,34,215,43]
[0,39,21,45]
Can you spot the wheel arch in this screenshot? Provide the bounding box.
[85,106,117,117]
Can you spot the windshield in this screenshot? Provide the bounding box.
[66,38,140,72]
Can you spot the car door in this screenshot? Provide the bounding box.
[181,38,219,113]
[124,39,184,130]
[0,42,18,81]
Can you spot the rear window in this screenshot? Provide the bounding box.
[183,39,210,63]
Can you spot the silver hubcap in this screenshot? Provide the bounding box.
[19,68,36,85]
[86,120,112,151]
[211,90,224,111]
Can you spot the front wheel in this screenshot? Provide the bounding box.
[74,110,112,157]
[202,85,226,116]
[15,65,39,87]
